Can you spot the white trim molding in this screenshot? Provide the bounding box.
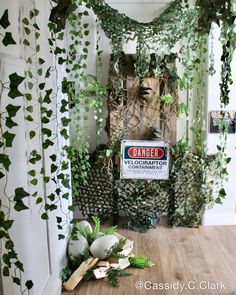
[202,212,236,226]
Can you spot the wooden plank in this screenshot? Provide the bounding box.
[63,257,99,291]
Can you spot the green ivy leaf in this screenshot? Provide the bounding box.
[0,10,10,29]
[25,93,32,101]
[0,154,11,171]
[215,197,222,204]
[25,280,33,290]
[27,71,33,79]
[43,176,50,183]
[12,277,21,286]
[56,216,62,223]
[42,139,54,149]
[38,58,45,65]
[26,115,33,122]
[36,44,40,52]
[23,39,30,46]
[48,193,55,201]
[35,32,40,39]
[14,187,30,201]
[24,27,31,35]
[39,83,45,90]
[37,68,43,76]
[50,154,57,161]
[22,18,29,25]
[14,202,29,211]
[15,261,24,272]
[45,67,51,78]
[26,105,33,113]
[5,240,14,250]
[58,57,66,64]
[28,170,36,177]
[61,117,71,126]
[2,32,16,46]
[3,131,16,147]
[3,266,9,277]
[41,117,49,124]
[33,23,40,30]
[4,220,14,230]
[8,72,25,99]
[51,164,57,173]
[5,117,17,129]
[30,178,38,185]
[29,130,36,139]
[226,158,231,164]
[219,188,226,198]
[68,205,75,211]
[58,234,65,240]
[36,197,42,204]
[62,193,69,200]
[6,104,21,117]
[28,82,34,90]
[60,129,69,139]
[42,128,52,137]
[41,213,49,220]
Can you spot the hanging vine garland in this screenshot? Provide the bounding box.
[47,0,236,226]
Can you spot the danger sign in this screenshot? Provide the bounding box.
[120,140,169,180]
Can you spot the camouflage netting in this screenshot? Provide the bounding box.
[115,179,169,231]
[74,147,217,231]
[76,165,115,217]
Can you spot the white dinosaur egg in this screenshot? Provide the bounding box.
[77,220,92,233]
[68,233,89,258]
[90,235,119,260]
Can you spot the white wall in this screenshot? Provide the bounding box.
[202,24,236,225]
[0,1,71,294]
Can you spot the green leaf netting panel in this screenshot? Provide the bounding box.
[115,179,169,231]
[75,164,115,217]
[169,153,215,228]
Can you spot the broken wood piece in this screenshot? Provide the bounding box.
[113,232,134,256]
[63,257,99,291]
[118,258,130,270]
[97,261,110,267]
[93,266,109,279]
[119,240,134,256]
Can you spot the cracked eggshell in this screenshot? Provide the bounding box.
[68,233,89,258]
[90,235,119,260]
[77,220,92,233]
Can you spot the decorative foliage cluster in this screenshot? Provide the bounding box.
[61,217,153,287]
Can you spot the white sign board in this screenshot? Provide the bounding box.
[120,140,169,180]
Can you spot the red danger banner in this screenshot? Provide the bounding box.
[121,140,169,180]
[127,147,164,159]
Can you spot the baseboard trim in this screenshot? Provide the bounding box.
[202,212,236,226]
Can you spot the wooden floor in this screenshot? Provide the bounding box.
[62,219,236,295]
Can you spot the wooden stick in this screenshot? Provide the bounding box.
[63,257,99,291]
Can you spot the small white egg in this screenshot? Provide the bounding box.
[90,235,119,260]
[68,233,89,258]
[77,220,92,233]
